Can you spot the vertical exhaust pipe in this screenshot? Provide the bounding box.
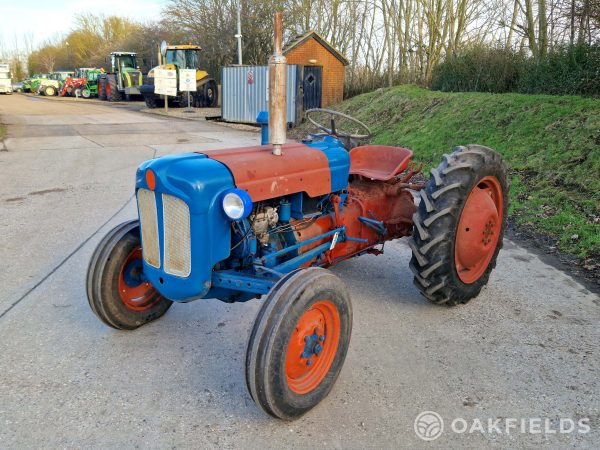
[268,12,286,156]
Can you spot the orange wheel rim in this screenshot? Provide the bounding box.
[118,247,161,311]
[285,300,341,395]
[455,176,504,284]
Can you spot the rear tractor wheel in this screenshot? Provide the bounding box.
[86,220,172,330]
[107,75,122,102]
[144,94,158,108]
[246,268,352,420]
[98,78,107,100]
[409,145,508,306]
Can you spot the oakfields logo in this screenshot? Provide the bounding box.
[414,411,444,441]
[414,412,591,441]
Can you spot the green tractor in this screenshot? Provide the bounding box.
[74,68,101,98]
[22,74,47,93]
[38,71,74,96]
[97,52,143,101]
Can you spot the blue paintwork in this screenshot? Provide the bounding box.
[136,153,235,302]
[305,135,350,193]
[222,188,253,219]
[258,227,343,264]
[256,111,269,145]
[301,331,324,359]
[122,259,143,287]
[359,216,387,234]
[135,134,353,303]
[279,201,291,222]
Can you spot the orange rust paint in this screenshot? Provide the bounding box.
[349,145,413,181]
[201,143,331,202]
[455,176,504,284]
[285,300,340,394]
[294,178,416,267]
[118,247,162,312]
[145,169,156,190]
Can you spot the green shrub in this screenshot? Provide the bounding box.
[518,44,600,96]
[431,46,526,93]
[431,43,600,97]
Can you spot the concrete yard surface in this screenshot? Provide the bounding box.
[0,95,598,449]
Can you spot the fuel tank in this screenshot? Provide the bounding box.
[200,139,350,201]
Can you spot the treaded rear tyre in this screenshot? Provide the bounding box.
[144,94,158,108]
[409,145,509,306]
[98,77,107,100]
[107,74,122,102]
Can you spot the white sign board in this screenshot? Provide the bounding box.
[154,68,177,97]
[179,69,196,92]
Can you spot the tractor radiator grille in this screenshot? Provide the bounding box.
[162,194,191,277]
[137,188,160,268]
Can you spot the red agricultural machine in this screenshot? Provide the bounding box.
[87,13,508,420]
[59,76,88,97]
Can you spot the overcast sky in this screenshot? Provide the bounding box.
[0,0,166,51]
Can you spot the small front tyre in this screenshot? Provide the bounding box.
[246,268,352,420]
[86,220,172,330]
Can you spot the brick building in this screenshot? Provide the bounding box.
[283,31,348,108]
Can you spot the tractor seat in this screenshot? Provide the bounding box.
[349,145,414,181]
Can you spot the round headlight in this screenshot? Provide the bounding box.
[222,189,252,220]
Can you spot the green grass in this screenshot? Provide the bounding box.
[331,85,600,259]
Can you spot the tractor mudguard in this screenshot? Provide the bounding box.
[135,153,236,301]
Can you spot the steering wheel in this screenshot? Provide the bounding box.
[305,108,372,140]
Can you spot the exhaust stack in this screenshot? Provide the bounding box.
[268,12,286,156]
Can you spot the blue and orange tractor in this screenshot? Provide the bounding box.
[87,14,508,420]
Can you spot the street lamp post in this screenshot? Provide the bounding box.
[235,1,243,65]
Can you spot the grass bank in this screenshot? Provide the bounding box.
[330,86,600,261]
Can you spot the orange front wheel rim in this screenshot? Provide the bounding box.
[285,300,341,395]
[454,176,504,284]
[118,247,161,311]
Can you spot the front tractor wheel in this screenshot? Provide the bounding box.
[86,220,172,330]
[246,268,352,420]
[44,86,56,96]
[409,145,508,306]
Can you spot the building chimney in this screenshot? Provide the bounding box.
[268,12,286,156]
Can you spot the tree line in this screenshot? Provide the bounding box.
[1,1,598,96]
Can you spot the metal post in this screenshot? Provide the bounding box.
[184,90,195,113]
[236,1,243,65]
